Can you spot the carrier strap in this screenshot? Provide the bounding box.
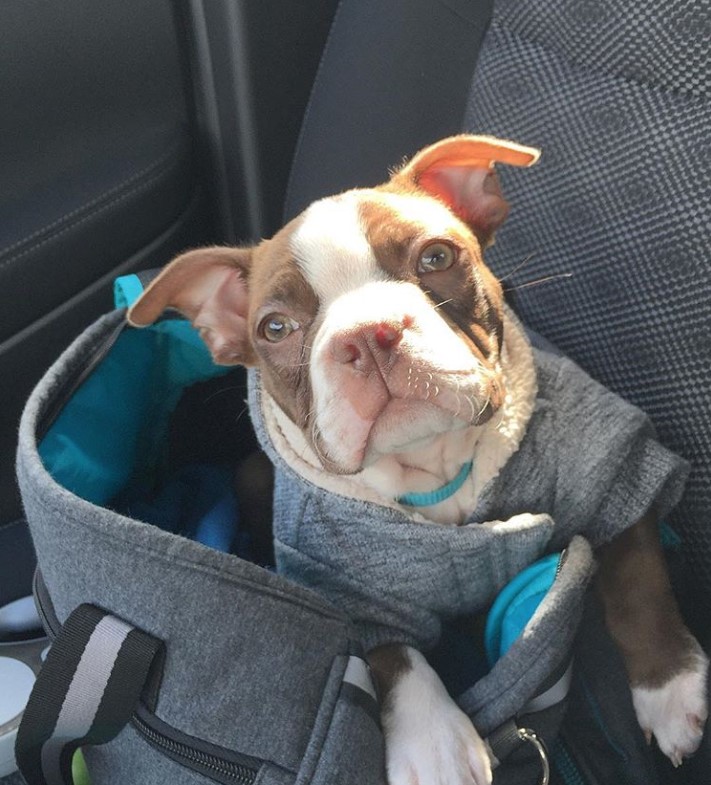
[484,658,572,782]
[16,603,163,785]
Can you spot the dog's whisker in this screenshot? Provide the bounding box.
[467,395,476,423]
[477,394,491,420]
[310,420,327,465]
[284,360,311,369]
[233,404,250,426]
[497,252,538,283]
[455,378,465,420]
[202,385,244,404]
[453,391,462,419]
[432,298,454,310]
[504,272,573,292]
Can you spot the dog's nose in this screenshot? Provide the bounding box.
[331,317,411,367]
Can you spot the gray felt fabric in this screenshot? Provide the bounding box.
[84,723,311,785]
[248,345,688,657]
[16,312,382,783]
[17,310,669,781]
[465,0,711,595]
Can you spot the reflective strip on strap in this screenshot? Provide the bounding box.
[341,655,379,724]
[522,660,573,715]
[343,655,377,701]
[486,659,573,769]
[40,616,133,785]
[16,604,163,785]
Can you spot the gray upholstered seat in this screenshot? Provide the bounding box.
[466,0,711,599]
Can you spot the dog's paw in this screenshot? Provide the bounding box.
[383,650,491,785]
[632,651,709,766]
[385,703,491,785]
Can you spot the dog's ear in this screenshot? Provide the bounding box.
[391,135,540,245]
[127,246,256,366]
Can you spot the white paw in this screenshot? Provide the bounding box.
[383,649,491,785]
[632,651,709,766]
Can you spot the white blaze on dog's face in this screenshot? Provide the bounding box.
[127,135,540,474]
[288,189,506,472]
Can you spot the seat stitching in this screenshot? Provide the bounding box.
[0,143,181,263]
[0,157,180,272]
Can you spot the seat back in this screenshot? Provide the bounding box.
[465,0,711,607]
[283,0,494,219]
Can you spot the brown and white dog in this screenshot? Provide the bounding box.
[129,136,708,784]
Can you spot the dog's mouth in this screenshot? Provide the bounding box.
[311,364,504,474]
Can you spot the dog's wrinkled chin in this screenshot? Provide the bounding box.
[364,401,481,464]
[312,376,504,475]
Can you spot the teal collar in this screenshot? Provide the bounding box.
[396,461,473,507]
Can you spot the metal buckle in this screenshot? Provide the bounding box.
[517,727,550,785]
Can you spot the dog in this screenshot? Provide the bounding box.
[129,135,708,784]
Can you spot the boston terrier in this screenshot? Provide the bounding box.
[129,135,708,784]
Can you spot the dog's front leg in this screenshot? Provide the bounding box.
[367,644,492,785]
[597,512,709,765]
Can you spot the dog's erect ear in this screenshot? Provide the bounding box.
[127,246,256,366]
[392,135,540,245]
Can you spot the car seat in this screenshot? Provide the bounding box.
[5,0,709,782]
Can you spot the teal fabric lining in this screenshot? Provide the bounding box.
[551,739,587,785]
[659,520,682,550]
[113,274,145,309]
[484,552,561,665]
[39,276,229,506]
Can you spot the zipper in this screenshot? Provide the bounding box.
[36,306,190,439]
[132,706,260,785]
[34,571,262,785]
[554,548,567,580]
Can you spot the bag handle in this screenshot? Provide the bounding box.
[484,658,573,785]
[15,603,164,785]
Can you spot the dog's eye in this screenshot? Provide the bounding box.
[417,242,456,273]
[259,313,299,343]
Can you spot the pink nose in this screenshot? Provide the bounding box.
[332,318,411,367]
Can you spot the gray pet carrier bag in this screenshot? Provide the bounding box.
[14,278,599,785]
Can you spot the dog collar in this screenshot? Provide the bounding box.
[396,461,473,507]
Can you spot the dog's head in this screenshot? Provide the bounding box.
[129,135,539,474]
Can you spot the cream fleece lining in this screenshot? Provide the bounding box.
[261,305,538,519]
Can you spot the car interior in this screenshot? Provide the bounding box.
[1,1,708,783]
